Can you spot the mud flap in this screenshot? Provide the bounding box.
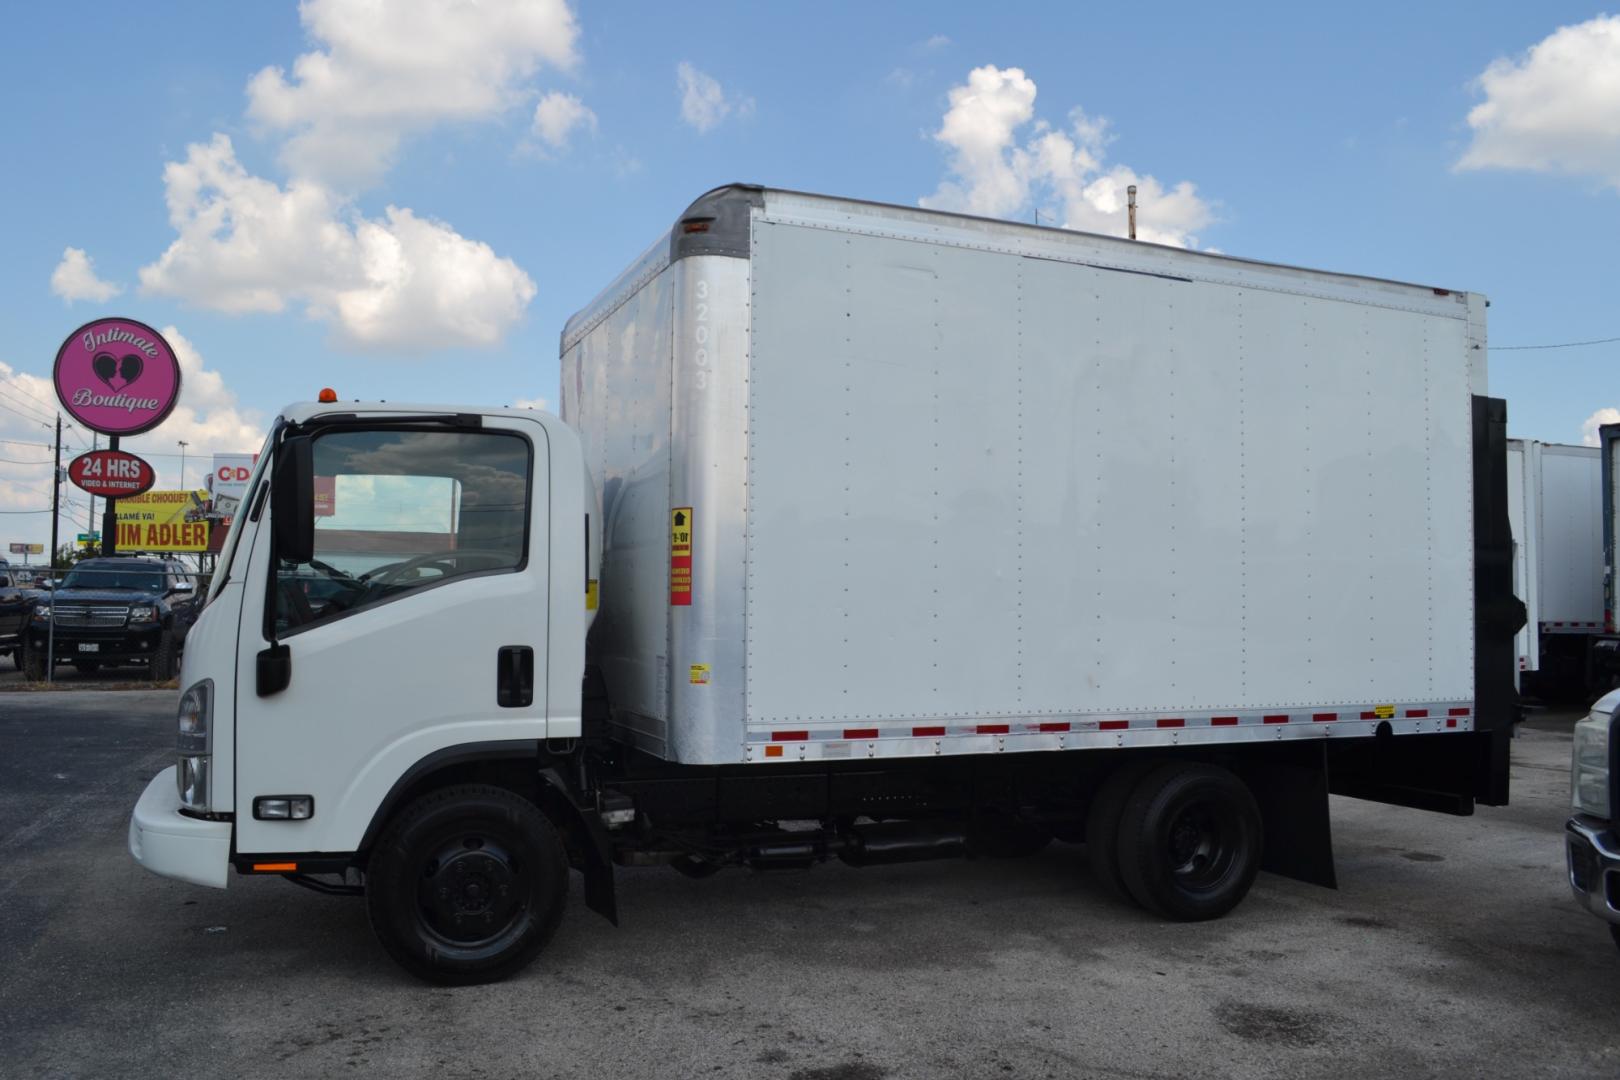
[1234,746,1336,889]
[538,767,619,926]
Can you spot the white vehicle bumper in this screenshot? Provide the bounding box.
[128,766,231,889]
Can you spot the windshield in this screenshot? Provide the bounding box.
[62,565,164,591]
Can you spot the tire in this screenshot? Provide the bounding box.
[22,642,48,682]
[73,660,101,674]
[968,814,1053,858]
[366,784,569,985]
[1610,923,1620,953]
[1116,762,1262,921]
[1085,759,1160,903]
[150,633,177,682]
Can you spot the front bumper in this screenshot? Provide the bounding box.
[29,625,163,661]
[128,766,231,889]
[1566,815,1620,926]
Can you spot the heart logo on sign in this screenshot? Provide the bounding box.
[91,352,145,391]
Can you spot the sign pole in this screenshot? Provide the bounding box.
[101,435,119,557]
[50,416,61,569]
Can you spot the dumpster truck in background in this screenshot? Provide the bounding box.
[129,185,1520,984]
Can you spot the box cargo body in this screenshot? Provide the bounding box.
[1509,439,1611,694]
[563,186,1494,767]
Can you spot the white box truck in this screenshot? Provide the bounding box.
[1507,440,1608,696]
[128,185,1521,984]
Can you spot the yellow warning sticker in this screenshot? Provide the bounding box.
[689,663,711,685]
[1374,704,1394,719]
[670,506,693,606]
[585,579,599,611]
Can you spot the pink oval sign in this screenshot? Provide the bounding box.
[53,317,182,437]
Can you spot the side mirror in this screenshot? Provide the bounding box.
[272,435,315,565]
[171,581,195,594]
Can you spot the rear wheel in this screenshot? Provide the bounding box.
[366,784,568,985]
[1116,762,1262,921]
[1085,759,1160,903]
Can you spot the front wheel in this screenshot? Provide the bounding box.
[366,784,568,985]
[22,643,48,682]
[1116,762,1262,921]
[149,633,178,681]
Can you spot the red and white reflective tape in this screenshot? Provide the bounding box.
[746,702,1474,761]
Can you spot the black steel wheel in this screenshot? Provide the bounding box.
[1116,762,1262,921]
[1085,759,1160,904]
[366,784,568,985]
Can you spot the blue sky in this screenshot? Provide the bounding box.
[2,1,1618,550]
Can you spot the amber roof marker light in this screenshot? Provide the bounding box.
[318,388,338,403]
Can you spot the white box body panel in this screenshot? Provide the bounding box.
[1535,443,1603,631]
[564,188,1483,765]
[1506,440,1538,673]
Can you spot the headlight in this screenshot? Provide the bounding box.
[176,680,214,812]
[1571,710,1612,819]
[129,605,158,623]
[32,604,50,621]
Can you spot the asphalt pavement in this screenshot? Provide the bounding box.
[0,690,1616,1080]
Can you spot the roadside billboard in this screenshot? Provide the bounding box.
[115,490,210,552]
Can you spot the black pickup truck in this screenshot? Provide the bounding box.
[0,562,49,668]
[22,556,199,680]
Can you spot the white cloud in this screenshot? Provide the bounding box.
[0,330,261,550]
[921,65,1213,248]
[921,34,952,51]
[531,91,596,151]
[677,62,751,133]
[1582,407,1620,446]
[50,247,122,303]
[0,361,74,537]
[246,0,580,187]
[512,396,549,411]
[118,326,266,485]
[138,135,536,350]
[1458,15,1620,187]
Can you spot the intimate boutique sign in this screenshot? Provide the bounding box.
[53,317,182,437]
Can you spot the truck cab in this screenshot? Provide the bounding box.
[1568,688,1620,951]
[128,402,594,978]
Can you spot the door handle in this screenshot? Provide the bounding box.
[496,646,533,708]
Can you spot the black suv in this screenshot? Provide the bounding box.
[23,557,200,680]
[0,561,49,668]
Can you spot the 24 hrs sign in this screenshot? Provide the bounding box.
[68,449,157,499]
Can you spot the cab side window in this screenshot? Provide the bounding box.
[274,427,531,633]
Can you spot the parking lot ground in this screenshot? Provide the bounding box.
[1,691,1615,1080]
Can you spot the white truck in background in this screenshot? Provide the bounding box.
[1507,440,1608,697]
[128,185,1522,984]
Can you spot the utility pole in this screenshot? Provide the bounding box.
[1127,184,1138,241]
[178,440,189,489]
[50,415,61,568]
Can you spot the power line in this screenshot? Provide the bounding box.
[0,397,53,428]
[1492,335,1620,351]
